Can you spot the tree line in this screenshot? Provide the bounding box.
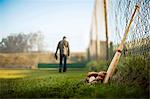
[0,31,44,53]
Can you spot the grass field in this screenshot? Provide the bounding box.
[0,69,148,98]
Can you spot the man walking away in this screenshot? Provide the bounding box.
[55,36,70,72]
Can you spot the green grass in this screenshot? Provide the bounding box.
[0,69,149,98]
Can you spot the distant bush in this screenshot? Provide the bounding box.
[112,56,149,88]
[86,60,109,72]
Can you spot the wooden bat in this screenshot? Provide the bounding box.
[103,5,140,84]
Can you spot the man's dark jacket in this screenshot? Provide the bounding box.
[55,40,70,57]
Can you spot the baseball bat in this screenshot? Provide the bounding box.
[103,5,140,84]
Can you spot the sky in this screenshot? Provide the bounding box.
[0,0,107,52]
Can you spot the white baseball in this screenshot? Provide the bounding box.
[89,76,96,83]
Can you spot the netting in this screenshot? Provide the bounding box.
[108,0,150,58]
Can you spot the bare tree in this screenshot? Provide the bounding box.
[0,32,44,53]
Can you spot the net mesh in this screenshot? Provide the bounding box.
[108,0,150,58]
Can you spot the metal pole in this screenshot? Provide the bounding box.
[94,0,100,60]
[89,1,96,60]
[104,0,109,60]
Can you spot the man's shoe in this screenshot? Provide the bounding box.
[59,69,62,73]
[63,70,66,72]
